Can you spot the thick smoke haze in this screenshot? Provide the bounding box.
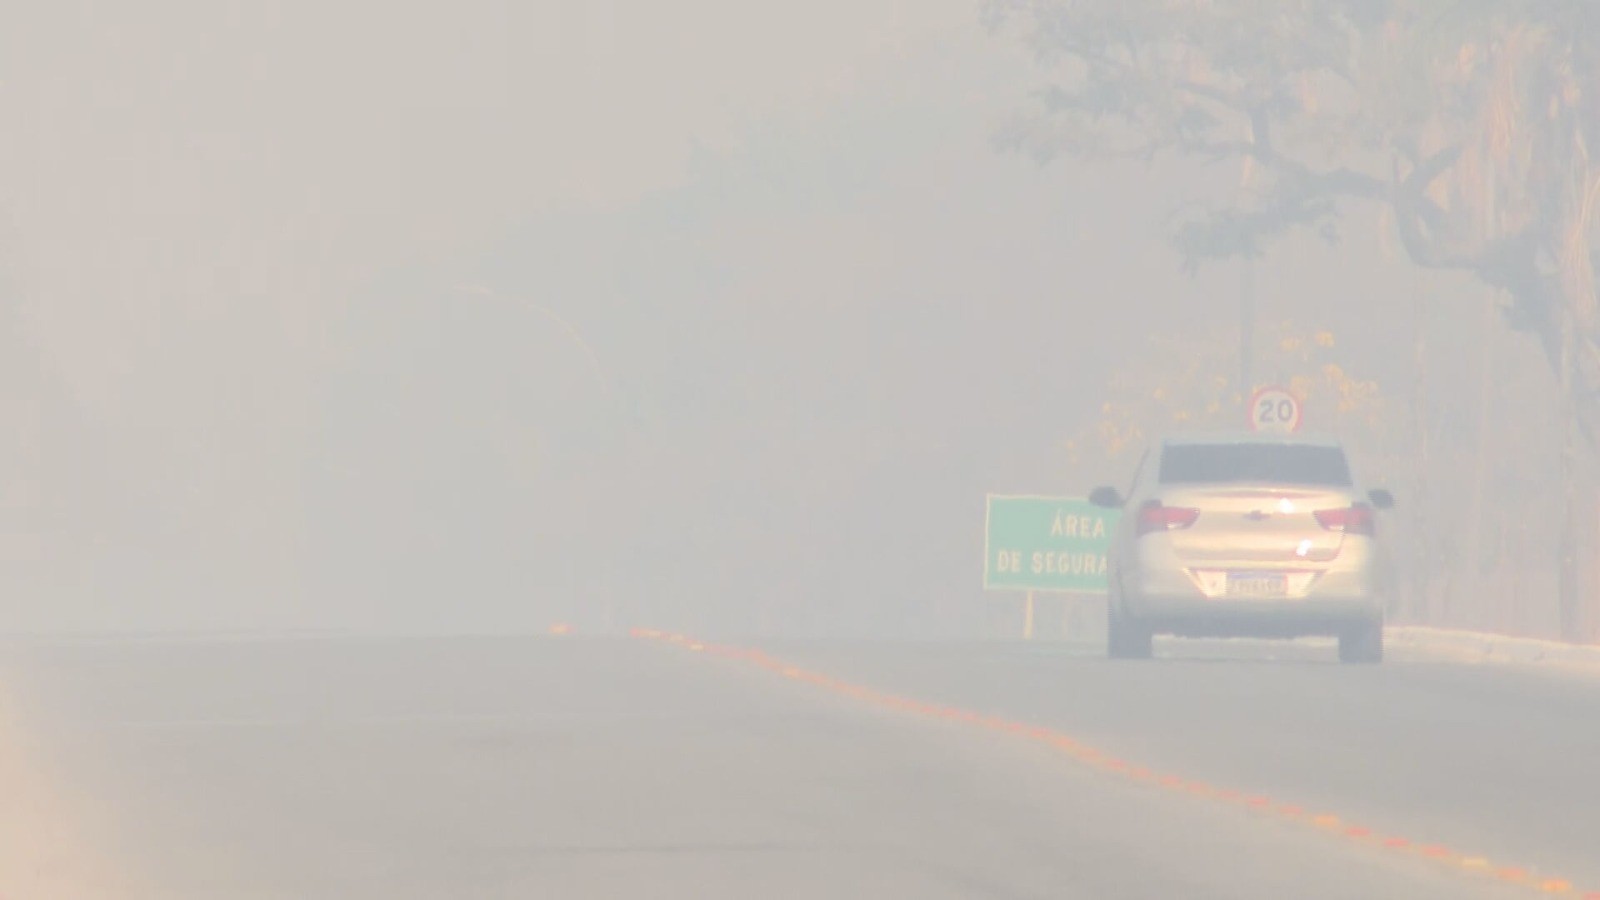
[0,1,1571,638]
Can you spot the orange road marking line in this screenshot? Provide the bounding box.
[633,630,1594,896]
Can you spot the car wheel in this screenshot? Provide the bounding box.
[1107,604,1153,660]
[1338,618,1383,665]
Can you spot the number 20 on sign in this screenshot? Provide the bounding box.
[1249,386,1302,434]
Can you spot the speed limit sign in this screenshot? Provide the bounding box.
[1249,386,1303,434]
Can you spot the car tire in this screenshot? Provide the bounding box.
[1338,618,1383,665]
[1107,604,1153,660]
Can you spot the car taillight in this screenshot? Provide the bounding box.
[1314,504,1375,536]
[1136,501,1200,536]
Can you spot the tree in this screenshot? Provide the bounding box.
[1067,322,1384,461]
[989,0,1600,638]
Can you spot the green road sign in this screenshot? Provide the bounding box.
[984,495,1119,593]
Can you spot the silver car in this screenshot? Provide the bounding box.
[1088,433,1394,664]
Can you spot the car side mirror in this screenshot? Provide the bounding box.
[1089,486,1125,509]
[1367,488,1395,510]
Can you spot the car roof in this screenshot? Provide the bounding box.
[1158,430,1346,449]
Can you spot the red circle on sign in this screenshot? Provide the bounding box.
[1248,386,1303,433]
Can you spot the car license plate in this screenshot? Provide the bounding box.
[1227,573,1288,598]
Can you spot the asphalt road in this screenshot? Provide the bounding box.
[0,633,1592,899]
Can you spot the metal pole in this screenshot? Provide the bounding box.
[449,283,628,631]
[1465,289,1497,628]
[1560,310,1580,641]
[1240,258,1256,405]
[1411,273,1432,623]
[452,284,613,401]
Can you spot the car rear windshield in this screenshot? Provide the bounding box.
[1158,443,1352,486]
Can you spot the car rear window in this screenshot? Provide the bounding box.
[1158,443,1352,486]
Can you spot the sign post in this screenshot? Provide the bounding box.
[984,495,1119,640]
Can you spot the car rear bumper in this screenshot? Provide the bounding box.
[1123,595,1381,638]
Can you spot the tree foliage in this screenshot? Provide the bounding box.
[1066,321,1389,468]
[987,0,1600,437]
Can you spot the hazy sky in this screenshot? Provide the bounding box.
[0,1,1558,636]
[0,0,1004,422]
[0,0,1014,631]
